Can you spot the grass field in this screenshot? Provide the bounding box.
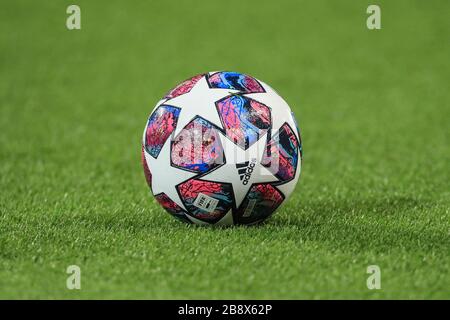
[0,0,449,299]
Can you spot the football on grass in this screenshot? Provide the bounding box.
[141,71,302,225]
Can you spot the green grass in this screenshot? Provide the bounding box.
[0,0,449,299]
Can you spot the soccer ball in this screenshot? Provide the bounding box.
[142,71,302,225]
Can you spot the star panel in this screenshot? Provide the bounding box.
[178,179,233,223]
[261,123,300,182]
[291,111,303,158]
[235,183,284,225]
[144,105,180,158]
[171,117,224,173]
[208,71,265,93]
[216,95,271,149]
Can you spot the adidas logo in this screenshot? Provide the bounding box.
[236,158,257,185]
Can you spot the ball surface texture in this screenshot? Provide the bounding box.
[142,71,302,225]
